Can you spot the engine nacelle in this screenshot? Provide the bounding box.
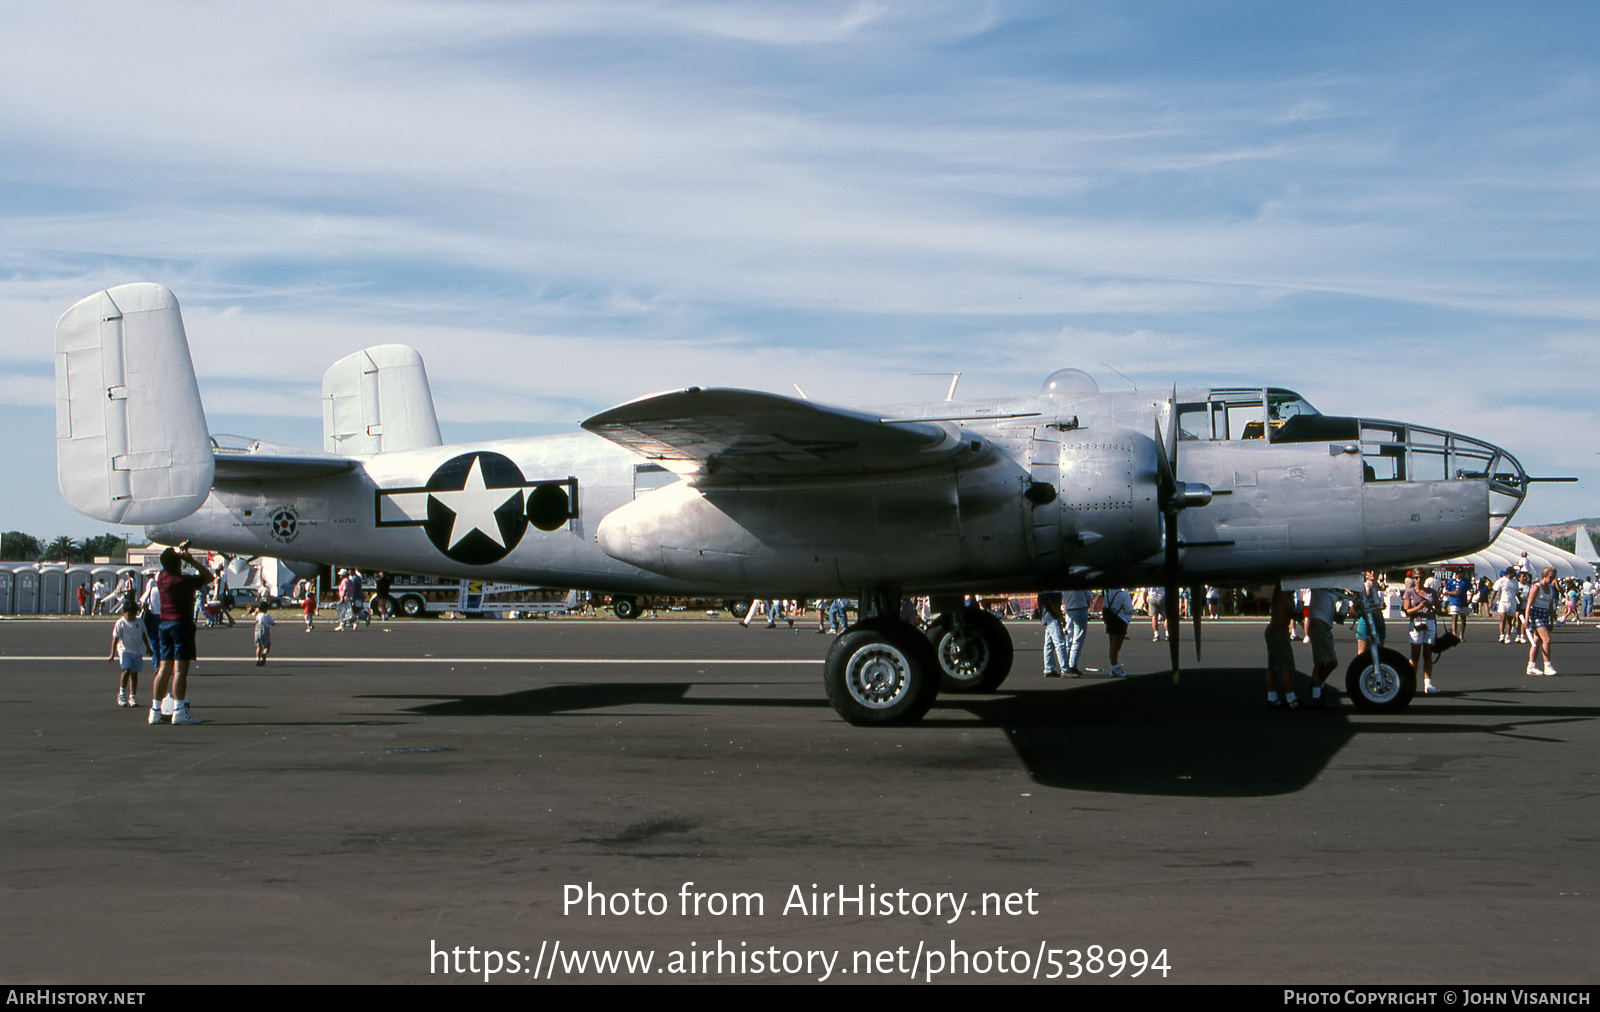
[595,456,1037,593]
[1029,430,1162,578]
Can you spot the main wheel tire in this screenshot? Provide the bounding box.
[824,618,940,725]
[612,596,640,620]
[926,607,1014,692]
[398,595,426,618]
[1345,647,1416,712]
[727,599,752,620]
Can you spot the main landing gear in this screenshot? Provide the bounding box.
[925,606,1014,693]
[822,599,1015,725]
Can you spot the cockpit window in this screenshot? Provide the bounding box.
[1176,389,1320,441]
[1267,390,1318,423]
[1176,404,1206,440]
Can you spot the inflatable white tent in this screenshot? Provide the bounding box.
[1435,526,1595,581]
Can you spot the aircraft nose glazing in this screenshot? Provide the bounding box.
[1355,418,1528,536]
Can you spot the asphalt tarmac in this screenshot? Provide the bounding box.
[2,612,1595,985]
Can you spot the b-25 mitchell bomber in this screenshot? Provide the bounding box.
[55,284,1530,724]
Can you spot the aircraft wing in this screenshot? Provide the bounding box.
[581,388,965,484]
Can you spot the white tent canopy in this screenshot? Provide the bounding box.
[1436,526,1595,581]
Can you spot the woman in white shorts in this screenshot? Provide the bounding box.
[1402,576,1438,694]
[1494,568,1520,643]
[1524,567,1559,676]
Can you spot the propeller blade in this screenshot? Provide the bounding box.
[1155,395,1184,683]
[1191,584,1205,662]
[1163,390,1178,477]
[1153,418,1176,502]
[1165,512,1181,681]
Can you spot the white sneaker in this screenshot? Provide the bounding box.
[169,701,202,725]
[148,705,166,725]
[117,689,128,707]
[1543,664,1558,676]
[1423,680,1439,694]
[128,694,137,708]
[1527,663,1542,676]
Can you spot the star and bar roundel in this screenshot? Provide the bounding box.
[375,451,579,565]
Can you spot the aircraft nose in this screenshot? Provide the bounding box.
[1358,418,1528,537]
[1465,435,1528,539]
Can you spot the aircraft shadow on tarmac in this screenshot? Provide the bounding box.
[364,671,1598,799]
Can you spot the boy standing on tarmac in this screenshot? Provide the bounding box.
[108,602,149,708]
[253,603,275,666]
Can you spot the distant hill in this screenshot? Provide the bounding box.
[1516,518,1600,541]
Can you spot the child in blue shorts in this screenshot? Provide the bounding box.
[108,603,150,708]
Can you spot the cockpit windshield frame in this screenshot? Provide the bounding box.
[1176,388,1320,441]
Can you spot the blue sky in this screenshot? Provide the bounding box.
[3,1,1597,537]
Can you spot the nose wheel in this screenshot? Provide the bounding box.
[1345,647,1416,711]
[824,618,940,725]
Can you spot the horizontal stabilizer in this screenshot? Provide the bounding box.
[211,435,357,484]
[55,284,213,525]
[582,387,964,484]
[322,345,442,454]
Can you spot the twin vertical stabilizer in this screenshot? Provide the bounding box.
[55,282,446,527]
[321,345,443,454]
[54,283,213,525]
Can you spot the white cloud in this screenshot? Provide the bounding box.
[4,3,1599,533]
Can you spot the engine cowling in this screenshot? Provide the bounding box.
[1029,430,1162,578]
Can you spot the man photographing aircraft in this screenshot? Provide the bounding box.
[149,544,212,726]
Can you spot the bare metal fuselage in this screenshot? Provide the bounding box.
[152,387,1520,596]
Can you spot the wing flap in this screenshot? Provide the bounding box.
[582,388,962,483]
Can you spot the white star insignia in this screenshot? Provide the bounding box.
[429,456,518,549]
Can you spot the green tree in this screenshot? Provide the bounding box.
[81,533,127,560]
[41,536,79,562]
[0,531,41,561]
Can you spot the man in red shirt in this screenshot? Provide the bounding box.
[149,545,213,725]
